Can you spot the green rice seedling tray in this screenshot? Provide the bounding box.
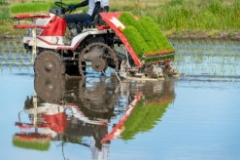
[118,12,175,59]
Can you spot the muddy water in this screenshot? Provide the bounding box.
[0,40,240,160]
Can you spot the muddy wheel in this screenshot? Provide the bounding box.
[34,76,65,103]
[34,50,65,77]
[79,42,119,77]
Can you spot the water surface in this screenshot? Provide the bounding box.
[0,40,240,160]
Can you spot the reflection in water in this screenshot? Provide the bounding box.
[119,81,175,141]
[13,76,175,159]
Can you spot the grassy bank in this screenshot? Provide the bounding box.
[1,0,240,39]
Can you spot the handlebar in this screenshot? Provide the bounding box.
[54,1,73,14]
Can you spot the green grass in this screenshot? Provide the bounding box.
[0,7,10,20]
[8,0,240,30]
[0,20,25,36]
[110,0,240,33]
[151,0,240,31]
[0,0,9,6]
[0,0,239,38]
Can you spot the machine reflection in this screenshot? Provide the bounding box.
[13,76,176,159]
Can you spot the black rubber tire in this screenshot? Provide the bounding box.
[34,50,65,77]
[34,76,65,103]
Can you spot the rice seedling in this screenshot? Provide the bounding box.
[118,12,174,59]
[140,16,174,51]
[9,63,13,72]
[13,55,17,64]
[3,53,8,62]
[13,48,18,53]
[9,41,14,46]
[27,65,31,72]
[16,48,21,54]
[0,47,3,54]
[10,1,84,15]
[173,39,240,79]
[28,55,32,63]
[122,26,150,57]
[10,53,14,61]
[10,2,51,15]
[20,54,24,64]
[18,63,22,70]
[2,41,7,45]
[23,49,27,55]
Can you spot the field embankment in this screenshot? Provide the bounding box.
[1,0,240,40]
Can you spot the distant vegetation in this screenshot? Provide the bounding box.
[111,0,240,32]
[0,0,240,37]
[0,0,9,6]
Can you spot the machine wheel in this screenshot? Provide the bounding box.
[34,76,65,103]
[78,42,119,76]
[34,50,65,77]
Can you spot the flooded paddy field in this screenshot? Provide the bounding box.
[0,39,240,160]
